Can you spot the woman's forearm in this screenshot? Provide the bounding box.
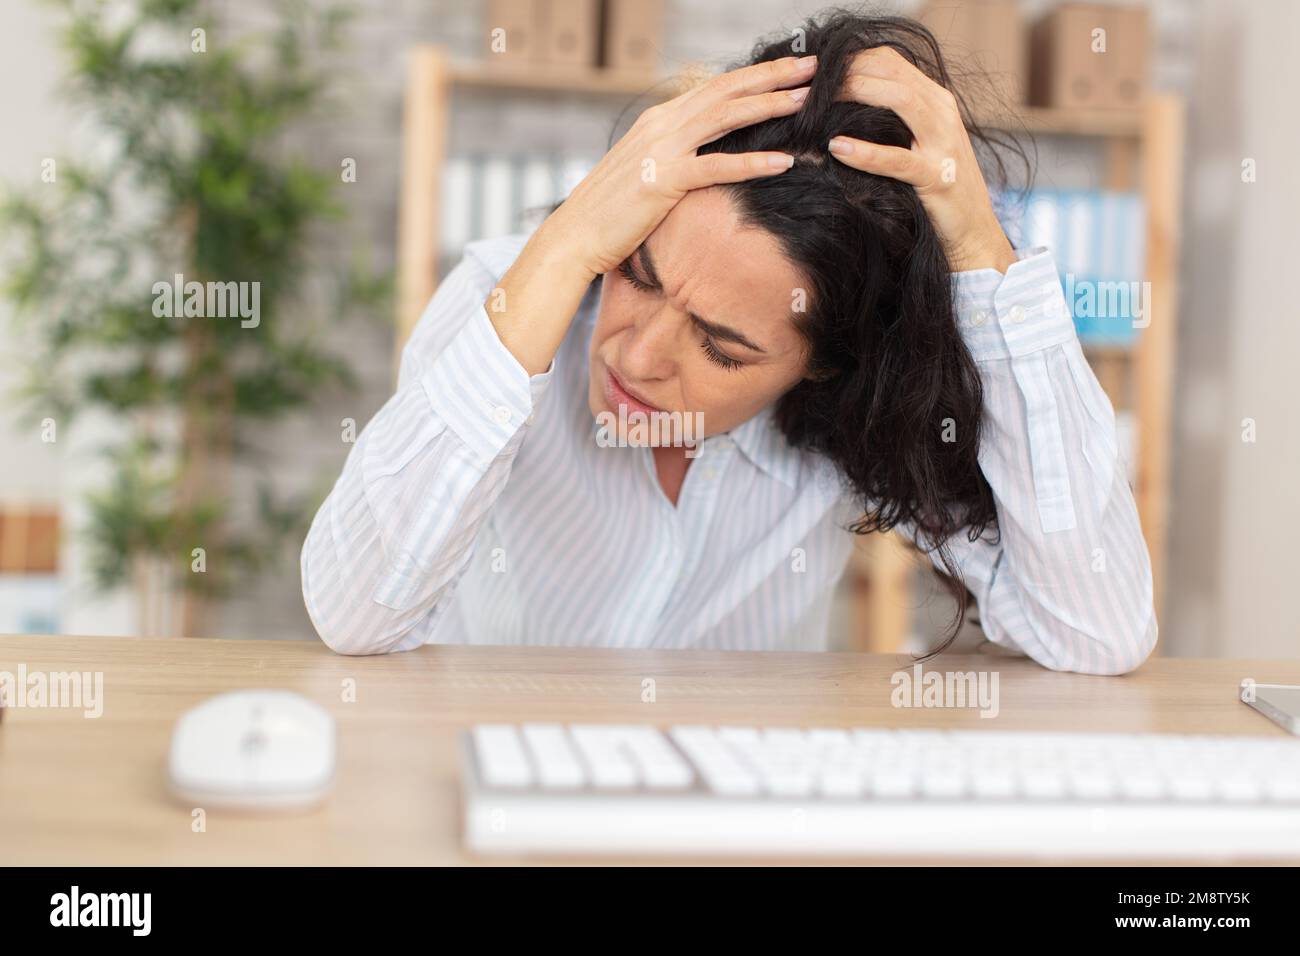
[485,224,598,377]
[303,253,552,654]
[936,250,1158,674]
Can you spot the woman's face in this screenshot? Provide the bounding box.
[587,187,812,444]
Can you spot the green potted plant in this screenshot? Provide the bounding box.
[1,0,387,635]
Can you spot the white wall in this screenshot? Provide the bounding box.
[1164,0,1300,658]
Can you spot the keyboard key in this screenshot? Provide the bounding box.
[870,765,918,798]
[1067,769,1120,801]
[671,726,760,796]
[919,771,968,800]
[473,724,534,788]
[970,769,1018,799]
[1022,771,1068,800]
[620,727,694,789]
[817,761,868,798]
[807,728,852,752]
[570,725,639,789]
[1264,776,1300,802]
[522,723,587,789]
[1216,776,1263,803]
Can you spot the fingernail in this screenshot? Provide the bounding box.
[769,154,795,169]
[795,55,817,69]
[828,137,853,155]
[788,86,809,102]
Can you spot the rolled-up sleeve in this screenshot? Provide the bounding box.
[911,248,1158,675]
[301,250,553,655]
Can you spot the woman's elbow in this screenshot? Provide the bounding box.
[300,536,374,656]
[307,605,374,656]
[302,586,362,656]
[1081,610,1159,676]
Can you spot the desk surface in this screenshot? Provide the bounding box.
[1,634,1296,865]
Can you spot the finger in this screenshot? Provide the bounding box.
[827,136,928,186]
[848,47,958,114]
[672,86,810,152]
[850,45,942,93]
[836,74,939,142]
[671,151,795,191]
[684,54,817,112]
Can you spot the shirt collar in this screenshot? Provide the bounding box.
[726,404,804,489]
[581,284,803,489]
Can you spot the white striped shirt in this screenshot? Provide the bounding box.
[301,234,1157,674]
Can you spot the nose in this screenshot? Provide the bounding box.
[618,303,679,382]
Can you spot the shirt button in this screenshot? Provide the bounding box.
[491,405,512,425]
[525,413,535,426]
[973,309,991,327]
[713,436,734,451]
[1009,305,1026,323]
[701,465,717,480]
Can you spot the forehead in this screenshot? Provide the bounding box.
[647,188,807,348]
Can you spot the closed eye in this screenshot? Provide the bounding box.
[617,257,656,293]
[618,254,746,371]
[701,338,742,371]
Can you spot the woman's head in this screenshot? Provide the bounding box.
[588,9,1024,645]
[587,186,816,437]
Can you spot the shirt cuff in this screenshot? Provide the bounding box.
[420,304,554,466]
[953,248,1078,361]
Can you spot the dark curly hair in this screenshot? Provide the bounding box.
[695,8,1031,654]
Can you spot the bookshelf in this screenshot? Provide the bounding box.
[446,60,683,96]
[395,46,1184,652]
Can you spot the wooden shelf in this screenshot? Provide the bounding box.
[976,104,1144,138]
[446,60,678,98]
[447,59,1142,137]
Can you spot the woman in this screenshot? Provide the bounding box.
[301,12,1157,674]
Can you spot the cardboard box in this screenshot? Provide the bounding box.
[542,0,600,69]
[0,508,59,573]
[485,0,543,66]
[919,0,1027,107]
[603,0,664,74]
[26,511,59,573]
[1030,4,1150,110]
[487,0,601,71]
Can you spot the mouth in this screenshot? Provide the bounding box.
[604,367,663,418]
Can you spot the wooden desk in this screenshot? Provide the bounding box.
[1,634,1296,865]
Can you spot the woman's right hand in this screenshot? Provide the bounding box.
[490,55,815,376]
[539,54,817,279]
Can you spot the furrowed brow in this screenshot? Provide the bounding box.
[690,314,768,354]
[641,243,769,354]
[635,243,662,287]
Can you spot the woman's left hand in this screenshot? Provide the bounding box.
[827,46,1016,274]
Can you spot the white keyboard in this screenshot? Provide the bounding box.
[461,723,1300,859]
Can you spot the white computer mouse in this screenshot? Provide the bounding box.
[167,689,336,810]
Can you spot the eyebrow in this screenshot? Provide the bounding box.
[636,244,770,355]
